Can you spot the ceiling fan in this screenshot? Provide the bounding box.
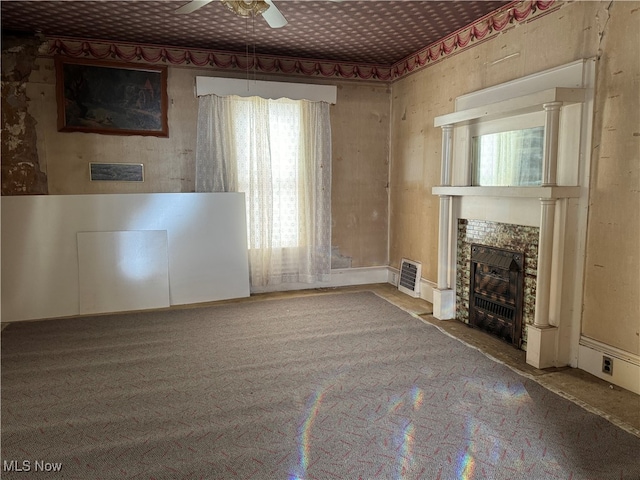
[175,0,288,29]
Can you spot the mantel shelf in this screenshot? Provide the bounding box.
[434,87,586,127]
[432,185,582,199]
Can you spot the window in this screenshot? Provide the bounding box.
[232,98,302,249]
[195,93,332,288]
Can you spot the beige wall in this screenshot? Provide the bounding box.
[9,1,639,354]
[27,60,200,194]
[389,0,639,355]
[23,60,391,268]
[582,1,640,355]
[331,83,390,267]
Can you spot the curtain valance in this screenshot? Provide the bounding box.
[195,76,337,104]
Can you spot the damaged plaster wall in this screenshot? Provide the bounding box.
[10,50,390,268]
[389,0,639,356]
[389,1,602,282]
[582,1,640,355]
[25,59,199,195]
[1,33,48,195]
[331,82,390,268]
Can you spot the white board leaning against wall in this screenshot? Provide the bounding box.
[1,193,250,322]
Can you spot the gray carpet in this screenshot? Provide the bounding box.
[2,291,639,479]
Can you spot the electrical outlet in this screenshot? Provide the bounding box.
[602,356,613,375]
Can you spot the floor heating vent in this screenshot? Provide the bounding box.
[398,258,421,298]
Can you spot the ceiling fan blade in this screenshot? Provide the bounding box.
[262,0,288,28]
[175,0,214,14]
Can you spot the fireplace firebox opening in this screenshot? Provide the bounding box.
[469,244,525,348]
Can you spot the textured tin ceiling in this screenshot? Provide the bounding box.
[1,0,513,65]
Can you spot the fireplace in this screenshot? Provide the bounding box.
[431,61,595,370]
[456,219,538,349]
[469,244,524,347]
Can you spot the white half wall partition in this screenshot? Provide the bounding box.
[1,193,250,322]
[195,76,337,103]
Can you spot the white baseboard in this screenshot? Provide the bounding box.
[578,336,640,395]
[387,266,436,304]
[250,266,390,294]
[253,265,437,304]
[8,265,423,318]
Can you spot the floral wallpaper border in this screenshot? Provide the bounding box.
[45,1,559,83]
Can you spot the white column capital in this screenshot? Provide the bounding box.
[543,101,563,111]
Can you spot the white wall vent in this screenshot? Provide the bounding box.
[398,258,422,298]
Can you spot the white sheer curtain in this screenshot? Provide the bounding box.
[196,94,331,289]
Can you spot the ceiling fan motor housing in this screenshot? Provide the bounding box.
[222,0,269,17]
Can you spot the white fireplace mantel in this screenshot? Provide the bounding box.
[432,186,581,199]
[433,87,585,128]
[430,59,596,372]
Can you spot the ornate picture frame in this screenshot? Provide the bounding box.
[55,56,168,137]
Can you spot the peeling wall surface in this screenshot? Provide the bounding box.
[582,1,640,355]
[389,0,639,356]
[1,34,48,194]
[26,61,201,195]
[4,49,390,268]
[331,83,390,267]
[3,1,638,356]
[390,1,601,280]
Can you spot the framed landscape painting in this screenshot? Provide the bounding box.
[55,57,168,137]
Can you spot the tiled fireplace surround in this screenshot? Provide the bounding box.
[456,219,539,350]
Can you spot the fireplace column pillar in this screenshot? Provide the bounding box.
[526,101,562,369]
[534,198,556,330]
[541,101,562,186]
[527,197,559,369]
[433,124,455,319]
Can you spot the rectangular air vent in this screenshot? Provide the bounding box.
[398,258,422,298]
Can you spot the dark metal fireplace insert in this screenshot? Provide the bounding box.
[469,244,524,347]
